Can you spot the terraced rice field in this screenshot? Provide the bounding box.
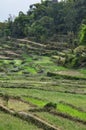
[0,38,86,129]
[0,111,42,130]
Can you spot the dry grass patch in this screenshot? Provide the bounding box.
[8,98,30,111]
[57,70,84,77]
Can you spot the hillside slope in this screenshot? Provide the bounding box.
[0,38,86,130]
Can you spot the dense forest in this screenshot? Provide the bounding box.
[0,0,86,44]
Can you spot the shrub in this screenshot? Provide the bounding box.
[44,102,57,111]
[74,46,86,54]
[79,24,86,46]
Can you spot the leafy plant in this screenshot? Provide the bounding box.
[44,102,57,110]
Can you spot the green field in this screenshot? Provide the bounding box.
[0,112,42,130]
[34,112,86,130]
[0,38,86,130]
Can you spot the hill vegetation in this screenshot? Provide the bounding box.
[0,0,86,42]
[0,0,86,68]
[0,0,86,130]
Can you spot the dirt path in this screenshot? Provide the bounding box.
[18,111,61,130]
[0,104,60,130]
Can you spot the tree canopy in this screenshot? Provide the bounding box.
[0,0,86,42]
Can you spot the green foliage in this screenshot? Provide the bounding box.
[79,24,86,45]
[57,103,86,121]
[0,0,86,42]
[23,97,47,107]
[74,46,86,54]
[35,112,86,130]
[47,71,86,80]
[44,102,57,109]
[65,45,86,68]
[0,112,40,130]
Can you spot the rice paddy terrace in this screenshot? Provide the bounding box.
[0,38,86,130]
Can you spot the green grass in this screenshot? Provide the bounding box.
[35,112,86,130]
[35,56,52,64]
[48,70,86,80]
[52,65,67,71]
[0,88,86,111]
[23,96,86,122]
[79,68,86,77]
[22,66,36,74]
[23,97,47,107]
[22,54,32,62]
[14,60,22,66]
[0,55,68,74]
[34,56,67,72]
[0,111,41,130]
[57,103,86,121]
[0,59,37,74]
[0,60,21,66]
[0,37,86,130]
